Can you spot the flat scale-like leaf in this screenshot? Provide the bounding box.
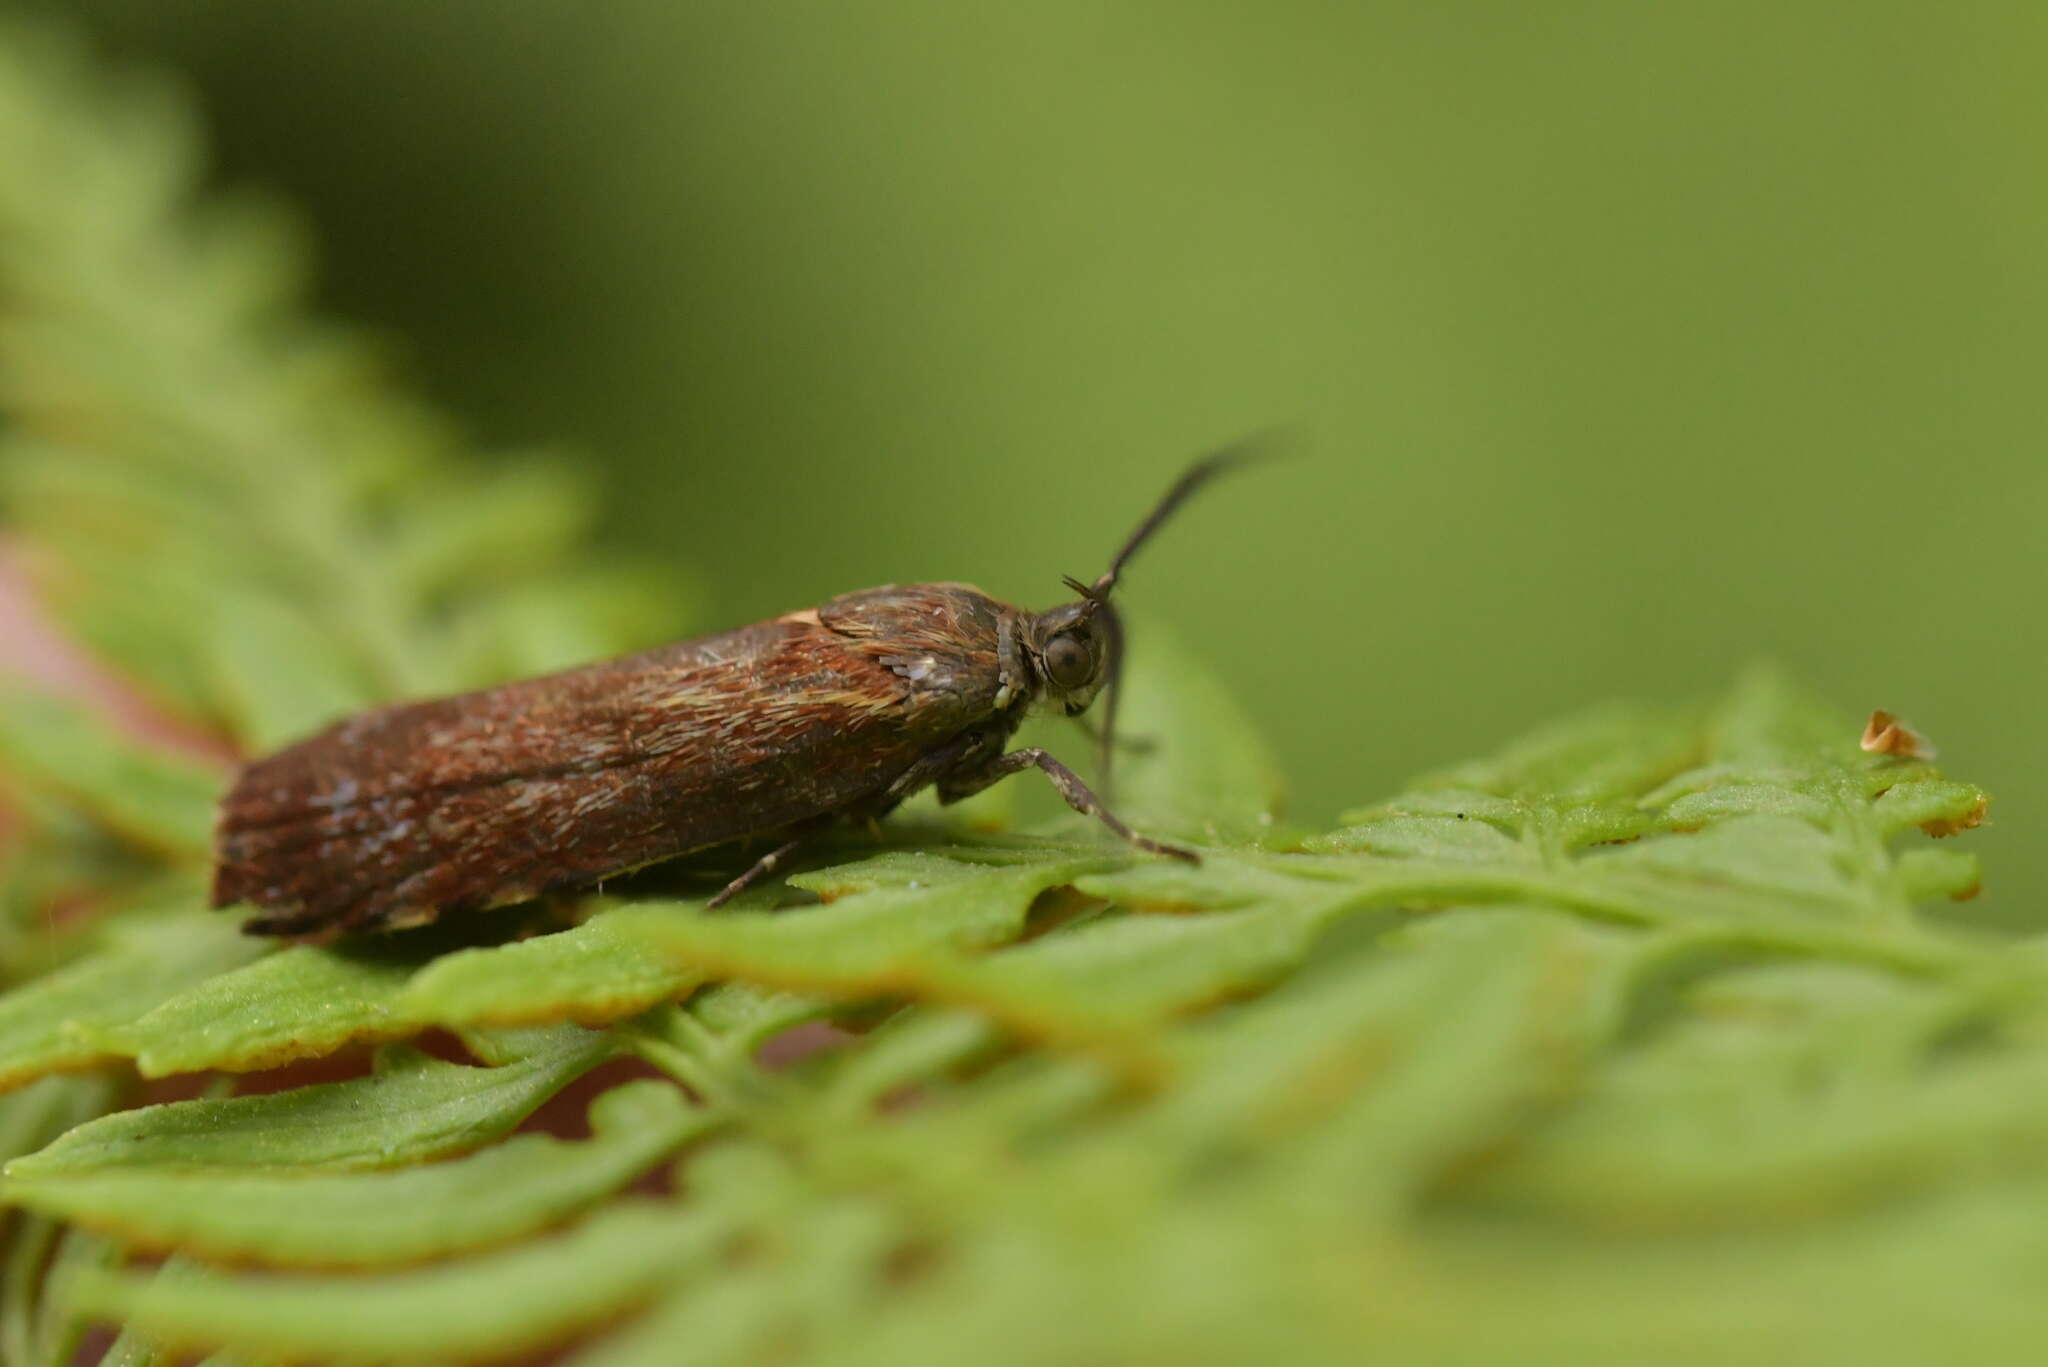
[1107,626,1288,845]
[65,1199,734,1365]
[0,694,220,862]
[87,946,426,1077]
[5,1080,709,1265]
[621,851,1119,1001]
[7,1029,611,1176]
[0,914,269,1092]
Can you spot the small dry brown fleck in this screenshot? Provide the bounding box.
[1921,796,1988,839]
[1862,710,1937,760]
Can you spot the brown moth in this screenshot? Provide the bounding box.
[213,446,1256,939]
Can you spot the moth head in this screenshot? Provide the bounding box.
[1026,598,1117,716]
[1034,433,1276,785]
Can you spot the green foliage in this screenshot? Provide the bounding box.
[8,1031,611,1177]
[0,905,268,1089]
[0,21,2030,1367]
[9,1080,711,1266]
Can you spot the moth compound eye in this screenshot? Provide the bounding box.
[1043,633,1094,690]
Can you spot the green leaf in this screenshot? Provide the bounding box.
[380,458,595,602]
[1109,625,1287,844]
[1133,909,1632,1182]
[86,945,425,1077]
[91,1257,216,1367]
[5,1079,708,1266]
[1,1074,122,1367]
[1416,699,1706,805]
[623,849,1120,996]
[1302,812,1538,862]
[67,1199,735,1365]
[0,1212,60,1367]
[1870,777,1991,839]
[685,982,839,1051]
[1464,977,2048,1228]
[929,858,1374,1058]
[563,1201,902,1367]
[0,692,220,862]
[0,912,268,1092]
[1269,911,1634,1219]
[1586,814,1861,904]
[401,911,705,1028]
[403,849,1111,1034]
[25,1226,119,1367]
[6,1028,610,1176]
[203,589,379,752]
[0,1076,124,1169]
[443,562,696,683]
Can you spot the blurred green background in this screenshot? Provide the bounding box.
[45,2,2045,920]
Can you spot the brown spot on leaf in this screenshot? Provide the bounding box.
[1922,796,1989,838]
[756,1021,856,1070]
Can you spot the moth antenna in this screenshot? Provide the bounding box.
[1086,431,1284,600]
[1070,430,1284,793]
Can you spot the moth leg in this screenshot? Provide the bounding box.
[707,833,810,909]
[940,748,1198,863]
[846,727,1009,823]
[1068,716,1155,757]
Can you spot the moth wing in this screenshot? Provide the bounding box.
[215,587,1007,934]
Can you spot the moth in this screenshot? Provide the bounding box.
[213,447,1255,939]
